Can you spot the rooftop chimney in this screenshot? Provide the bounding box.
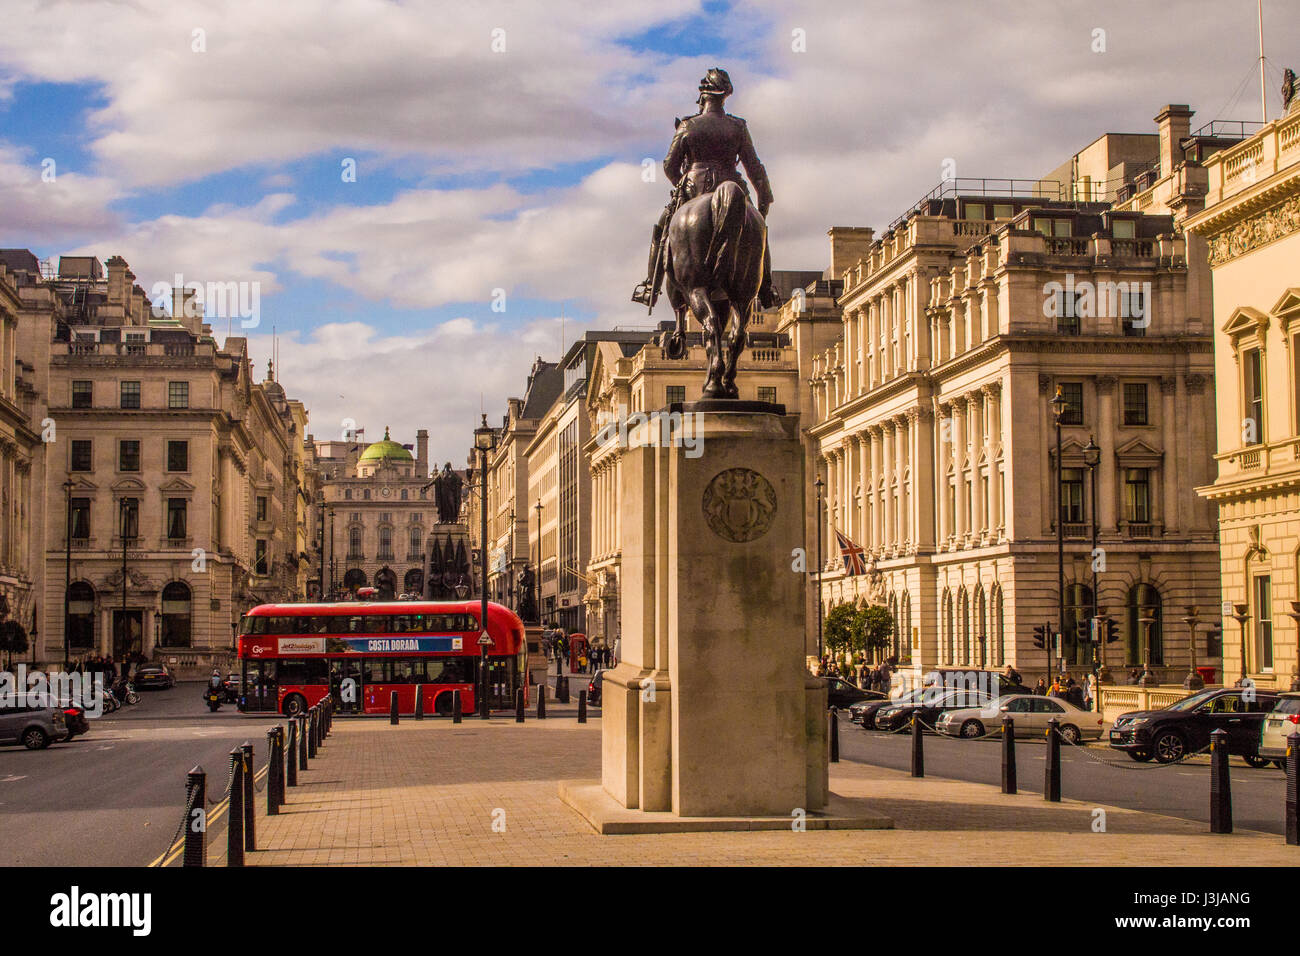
[827,226,875,281]
[416,428,429,476]
[1155,104,1194,179]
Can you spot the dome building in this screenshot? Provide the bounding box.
[315,426,435,600]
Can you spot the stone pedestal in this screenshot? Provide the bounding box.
[425,522,474,600]
[596,407,829,818]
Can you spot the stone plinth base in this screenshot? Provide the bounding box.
[559,781,892,835]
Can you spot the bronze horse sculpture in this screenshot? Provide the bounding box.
[660,180,768,399]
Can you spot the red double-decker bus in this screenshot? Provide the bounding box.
[235,600,527,717]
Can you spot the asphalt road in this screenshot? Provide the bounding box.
[0,682,283,866]
[837,714,1292,837]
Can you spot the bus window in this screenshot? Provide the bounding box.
[430,659,468,683]
[240,615,266,635]
[308,616,331,634]
[363,659,389,684]
[326,616,351,634]
[390,615,415,633]
[279,659,329,685]
[391,660,417,683]
[362,615,388,633]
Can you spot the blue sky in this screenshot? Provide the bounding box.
[1,0,1297,463]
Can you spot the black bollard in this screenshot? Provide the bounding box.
[578,690,588,724]
[1044,718,1061,802]
[316,704,325,748]
[537,685,547,720]
[828,708,839,763]
[1210,728,1232,834]
[415,685,425,721]
[241,742,256,852]
[227,747,244,867]
[298,715,308,770]
[1287,732,1300,846]
[286,721,298,787]
[515,688,525,723]
[266,729,280,815]
[558,676,570,704]
[308,708,318,758]
[390,691,399,725]
[910,713,924,777]
[1001,717,1017,795]
[183,766,206,867]
[452,689,463,723]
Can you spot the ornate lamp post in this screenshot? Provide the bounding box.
[1230,602,1251,687]
[1137,609,1156,687]
[507,506,516,610]
[1284,602,1300,691]
[814,475,825,661]
[1181,605,1204,691]
[1082,435,1101,684]
[473,415,497,717]
[1049,386,1068,677]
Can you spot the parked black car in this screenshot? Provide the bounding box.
[133,664,174,690]
[1109,687,1282,764]
[874,688,997,733]
[851,689,918,728]
[824,676,885,710]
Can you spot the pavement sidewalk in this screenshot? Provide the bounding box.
[200,715,1299,866]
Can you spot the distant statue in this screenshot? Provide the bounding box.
[1284,68,1297,114]
[517,567,538,623]
[433,462,463,524]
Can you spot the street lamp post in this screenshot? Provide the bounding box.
[1083,435,1101,687]
[534,499,543,627]
[1138,610,1156,686]
[507,507,516,611]
[474,415,497,718]
[1231,602,1251,687]
[62,478,75,669]
[814,475,825,661]
[1050,386,1068,678]
[1182,606,1204,691]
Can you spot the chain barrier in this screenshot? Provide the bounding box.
[166,777,200,854]
[208,757,236,805]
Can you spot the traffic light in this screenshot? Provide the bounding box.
[1075,617,1090,641]
[1033,624,1047,650]
[1104,617,1120,644]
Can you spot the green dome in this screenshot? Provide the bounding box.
[359,427,413,463]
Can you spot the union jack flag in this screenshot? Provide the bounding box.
[835,530,867,576]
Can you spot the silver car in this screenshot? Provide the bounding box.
[936,694,1104,744]
[1258,691,1300,764]
[0,703,66,750]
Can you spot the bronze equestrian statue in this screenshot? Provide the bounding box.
[633,68,777,399]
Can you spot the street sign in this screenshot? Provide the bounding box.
[1053,633,1061,656]
[477,630,493,647]
[1221,600,1233,618]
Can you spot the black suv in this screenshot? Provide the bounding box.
[824,676,886,710]
[1109,687,1281,764]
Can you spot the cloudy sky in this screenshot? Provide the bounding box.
[2,0,1297,467]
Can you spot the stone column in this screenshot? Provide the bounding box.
[1160,376,1178,533]
[869,426,883,553]
[911,406,936,551]
[894,414,908,549]
[1095,375,1118,534]
[952,400,967,542]
[882,423,896,549]
[984,384,1003,537]
[936,402,952,545]
[968,394,985,536]
[856,433,870,549]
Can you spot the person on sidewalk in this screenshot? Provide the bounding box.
[1033,677,1047,696]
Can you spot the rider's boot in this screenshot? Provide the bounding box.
[758,242,780,309]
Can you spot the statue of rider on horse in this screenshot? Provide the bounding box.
[632,68,779,399]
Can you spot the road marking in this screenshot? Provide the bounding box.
[97,746,114,751]
[151,762,269,868]
[0,774,27,783]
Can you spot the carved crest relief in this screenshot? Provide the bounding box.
[702,468,777,543]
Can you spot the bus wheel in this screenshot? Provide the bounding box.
[283,694,306,717]
[434,694,453,717]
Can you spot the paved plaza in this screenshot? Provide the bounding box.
[186,714,1300,867]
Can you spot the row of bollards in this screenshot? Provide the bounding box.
[899,714,1300,842]
[381,683,591,724]
[182,696,335,867]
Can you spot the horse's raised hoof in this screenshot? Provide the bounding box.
[662,331,687,360]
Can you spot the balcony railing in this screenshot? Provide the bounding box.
[1062,522,1090,539]
[1124,522,1156,539]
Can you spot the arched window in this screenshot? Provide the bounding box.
[1064,583,1094,667]
[991,585,1005,667]
[942,589,953,664]
[67,582,95,650]
[343,568,367,591]
[1127,583,1163,667]
[974,586,987,668]
[404,568,423,595]
[900,592,911,660]
[160,581,192,648]
[958,588,970,665]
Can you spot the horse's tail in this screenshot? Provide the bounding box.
[705,180,758,292]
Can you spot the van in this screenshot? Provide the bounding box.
[0,703,66,750]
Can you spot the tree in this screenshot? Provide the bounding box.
[860,605,895,663]
[0,620,28,670]
[823,603,859,659]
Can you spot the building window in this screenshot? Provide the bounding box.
[160,581,192,648]
[120,381,141,409]
[255,540,269,575]
[1060,468,1084,524]
[70,440,93,472]
[119,440,140,472]
[409,528,423,557]
[378,527,394,561]
[1063,583,1094,667]
[363,489,371,500]
[1255,575,1274,670]
[1121,291,1148,336]
[1055,294,1082,335]
[167,499,188,540]
[1124,468,1151,523]
[119,498,139,540]
[168,381,189,409]
[400,488,408,500]
[67,582,95,649]
[1123,383,1148,425]
[166,440,188,472]
[1126,583,1163,666]
[666,385,686,405]
[1244,347,1264,444]
[71,380,93,408]
[758,386,777,404]
[344,489,352,500]
[348,527,362,559]
[70,498,91,540]
[256,496,268,521]
[1059,382,1084,425]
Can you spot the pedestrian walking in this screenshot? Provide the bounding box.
[1033,677,1047,696]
